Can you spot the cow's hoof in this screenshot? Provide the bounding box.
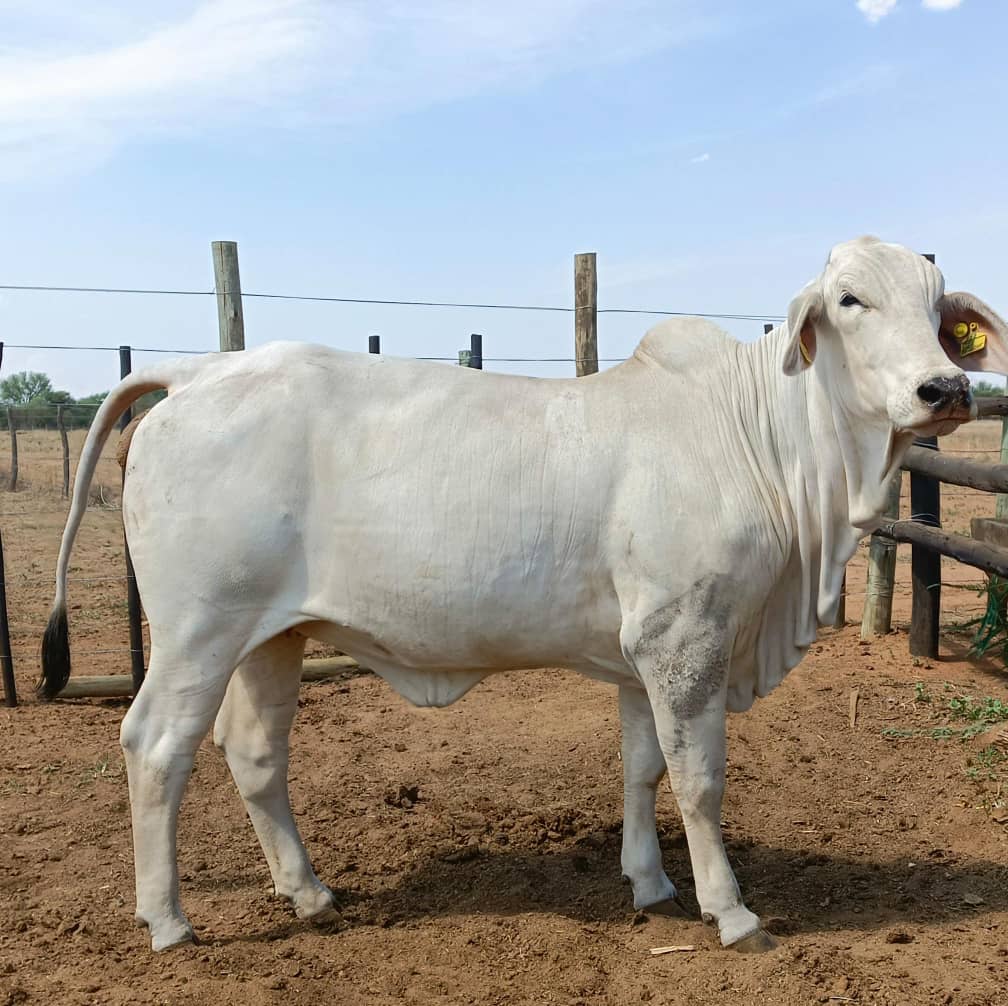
[291,883,341,925]
[305,905,343,927]
[729,928,779,954]
[149,922,196,953]
[642,895,691,918]
[136,911,196,953]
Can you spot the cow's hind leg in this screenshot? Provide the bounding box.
[119,645,234,952]
[618,684,683,914]
[213,633,338,924]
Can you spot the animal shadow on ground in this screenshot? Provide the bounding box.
[210,829,1008,946]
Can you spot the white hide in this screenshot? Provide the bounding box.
[44,237,1008,952]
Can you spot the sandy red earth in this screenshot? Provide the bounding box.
[1,425,1007,1006]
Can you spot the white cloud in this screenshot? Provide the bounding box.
[690,152,710,164]
[0,1,721,182]
[856,0,964,21]
[857,0,899,22]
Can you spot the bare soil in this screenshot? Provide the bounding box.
[2,425,1007,1005]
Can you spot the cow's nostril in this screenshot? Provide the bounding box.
[917,380,951,408]
[917,375,972,412]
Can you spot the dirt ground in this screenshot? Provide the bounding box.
[2,424,1008,1006]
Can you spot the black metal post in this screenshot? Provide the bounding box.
[118,347,146,696]
[469,333,483,370]
[907,252,942,659]
[909,436,941,658]
[0,341,16,705]
[0,530,17,707]
[368,335,380,354]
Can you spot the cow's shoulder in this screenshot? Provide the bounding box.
[633,318,740,377]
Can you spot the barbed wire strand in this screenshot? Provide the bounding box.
[0,282,786,323]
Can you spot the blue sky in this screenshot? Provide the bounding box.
[0,0,1004,396]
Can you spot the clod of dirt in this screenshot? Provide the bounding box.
[384,783,420,809]
[444,841,481,864]
[886,929,915,944]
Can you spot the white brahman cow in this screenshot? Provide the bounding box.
[40,237,1008,952]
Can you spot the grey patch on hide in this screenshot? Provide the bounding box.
[632,576,734,723]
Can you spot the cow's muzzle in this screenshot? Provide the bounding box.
[916,374,973,420]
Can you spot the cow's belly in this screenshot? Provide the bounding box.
[295,618,633,708]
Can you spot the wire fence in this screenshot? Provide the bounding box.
[0,281,788,324]
[2,253,1007,707]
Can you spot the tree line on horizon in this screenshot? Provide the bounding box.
[0,370,166,430]
[1,367,1005,433]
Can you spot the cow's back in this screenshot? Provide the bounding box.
[122,344,633,677]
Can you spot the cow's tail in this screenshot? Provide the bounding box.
[37,358,207,700]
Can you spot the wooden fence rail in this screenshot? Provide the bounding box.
[878,519,1008,579]
[863,397,1008,658]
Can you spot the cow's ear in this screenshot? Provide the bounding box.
[783,280,822,376]
[938,292,1008,375]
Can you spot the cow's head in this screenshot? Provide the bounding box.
[782,236,1008,437]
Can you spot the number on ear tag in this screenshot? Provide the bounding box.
[953,320,987,357]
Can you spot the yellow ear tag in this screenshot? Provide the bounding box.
[799,338,812,364]
[953,319,987,357]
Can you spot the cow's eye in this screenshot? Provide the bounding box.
[839,292,863,308]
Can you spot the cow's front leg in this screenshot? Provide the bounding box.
[618,684,682,914]
[623,605,775,952]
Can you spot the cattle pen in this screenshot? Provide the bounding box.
[854,401,1008,663]
[3,242,1008,1004]
[2,241,1008,704]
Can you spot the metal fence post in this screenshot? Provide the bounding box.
[907,252,942,658]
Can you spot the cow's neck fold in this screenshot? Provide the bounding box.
[743,325,907,627]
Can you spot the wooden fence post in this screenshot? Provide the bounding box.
[212,240,245,352]
[861,472,903,637]
[470,334,483,370]
[0,530,16,707]
[996,412,1008,520]
[368,335,381,354]
[57,404,70,498]
[118,347,146,696]
[6,408,17,492]
[575,253,598,376]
